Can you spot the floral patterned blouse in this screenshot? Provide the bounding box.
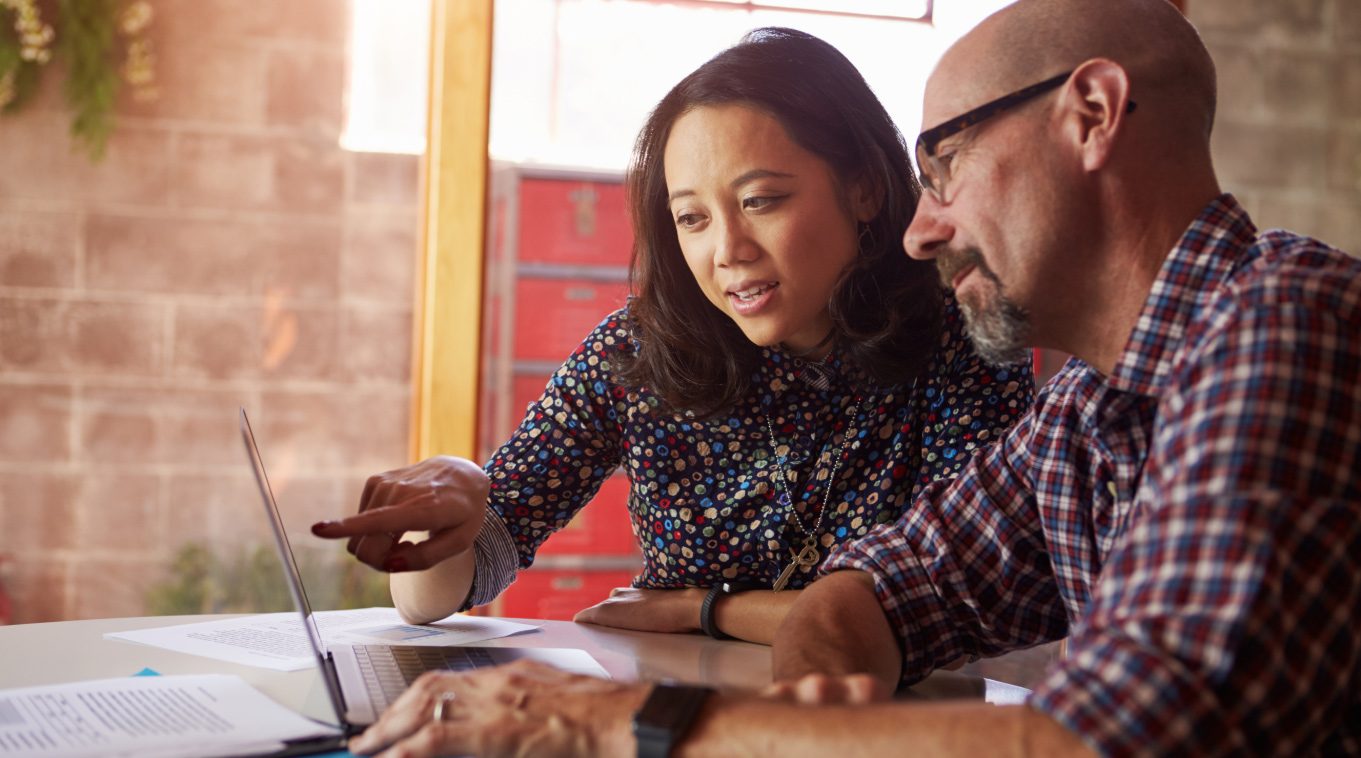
[463,297,1034,606]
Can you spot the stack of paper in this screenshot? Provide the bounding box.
[0,674,340,757]
[105,607,538,671]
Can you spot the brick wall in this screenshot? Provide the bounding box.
[0,1,418,622]
[1192,0,1361,253]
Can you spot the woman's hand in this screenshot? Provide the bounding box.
[573,587,708,634]
[347,660,648,758]
[310,455,490,573]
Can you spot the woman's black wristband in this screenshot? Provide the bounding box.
[699,584,731,640]
[699,581,760,640]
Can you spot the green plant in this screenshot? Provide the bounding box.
[0,0,156,160]
[147,542,395,616]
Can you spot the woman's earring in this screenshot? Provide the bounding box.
[857,223,876,256]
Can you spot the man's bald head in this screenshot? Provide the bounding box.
[929,0,1216,146]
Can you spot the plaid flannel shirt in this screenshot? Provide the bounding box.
[824,195,1361,756]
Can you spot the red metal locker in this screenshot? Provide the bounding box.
[480,165,644,621]
[489,568,638,621]
[516,178,632,267]
[511,278,631,363]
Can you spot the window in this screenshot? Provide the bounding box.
[341,0,1018,160]
[342,0,432,154]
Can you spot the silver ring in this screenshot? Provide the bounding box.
[432,691,457,722]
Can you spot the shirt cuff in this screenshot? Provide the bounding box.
[461,508,519,610]
[1027,635,1205,757]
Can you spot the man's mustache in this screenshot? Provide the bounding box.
[934,247,996,290]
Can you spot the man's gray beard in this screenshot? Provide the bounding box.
[959,293,1032,366]
[935,245,1032,366]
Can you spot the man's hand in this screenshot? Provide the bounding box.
[762,673,889,706]
[572,588,707,634]
[347,660,648,758]
[310,456,490,573]
[771,570,902,695]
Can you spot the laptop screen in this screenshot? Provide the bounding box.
[239,408,347,724]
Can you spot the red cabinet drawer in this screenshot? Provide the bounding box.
[517,178,632,267]
[511,373,551,423]
[512,278,630,362]
[536,475,637,557]
[490,568,637,621]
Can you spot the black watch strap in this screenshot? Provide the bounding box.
[633,683,714,758]
[699,581,761,640]
[699,585,732,640]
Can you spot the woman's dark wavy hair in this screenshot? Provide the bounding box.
[618,27,943,418]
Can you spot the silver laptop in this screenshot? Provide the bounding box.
[239,407,602,738]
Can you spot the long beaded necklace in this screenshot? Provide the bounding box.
[764,396,861,591]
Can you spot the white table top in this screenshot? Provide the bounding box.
[0,614,1052,722]
[0,614,772,722]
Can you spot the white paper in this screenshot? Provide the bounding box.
[0,674,338,757]
[983,677,1031,705]
[105,608,540,671]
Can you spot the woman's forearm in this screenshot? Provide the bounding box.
[389,544,476,624]
[712,589,804,645]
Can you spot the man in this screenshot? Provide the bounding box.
[346,0,1361,755]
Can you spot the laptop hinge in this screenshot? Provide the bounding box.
[322,650,359,736]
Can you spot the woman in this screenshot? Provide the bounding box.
[313,28,1033,644]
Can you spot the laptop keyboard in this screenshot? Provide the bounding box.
[353,645,498,712]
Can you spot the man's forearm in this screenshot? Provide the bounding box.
[673,698,1094,758]
[771,570,902,691]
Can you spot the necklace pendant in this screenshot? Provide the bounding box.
[772,537,821,592]
[763,399,861,592]
[794,537,820,567]
[772,559,799,592]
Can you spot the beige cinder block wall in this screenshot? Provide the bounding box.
[1192,0,1361,254]
[0,0,417,622]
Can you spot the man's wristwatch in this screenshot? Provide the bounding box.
[632,683,714,758]
[699,581,760,640]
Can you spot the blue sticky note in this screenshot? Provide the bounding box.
[132,668,161,677]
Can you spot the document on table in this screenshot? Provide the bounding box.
[105,607,540,671]
[0,674,339,757]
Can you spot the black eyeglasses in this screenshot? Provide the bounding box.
[915,70,1137,204]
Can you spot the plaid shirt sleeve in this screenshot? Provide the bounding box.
[822,383,1072,684]
[1030,246,1361,756]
